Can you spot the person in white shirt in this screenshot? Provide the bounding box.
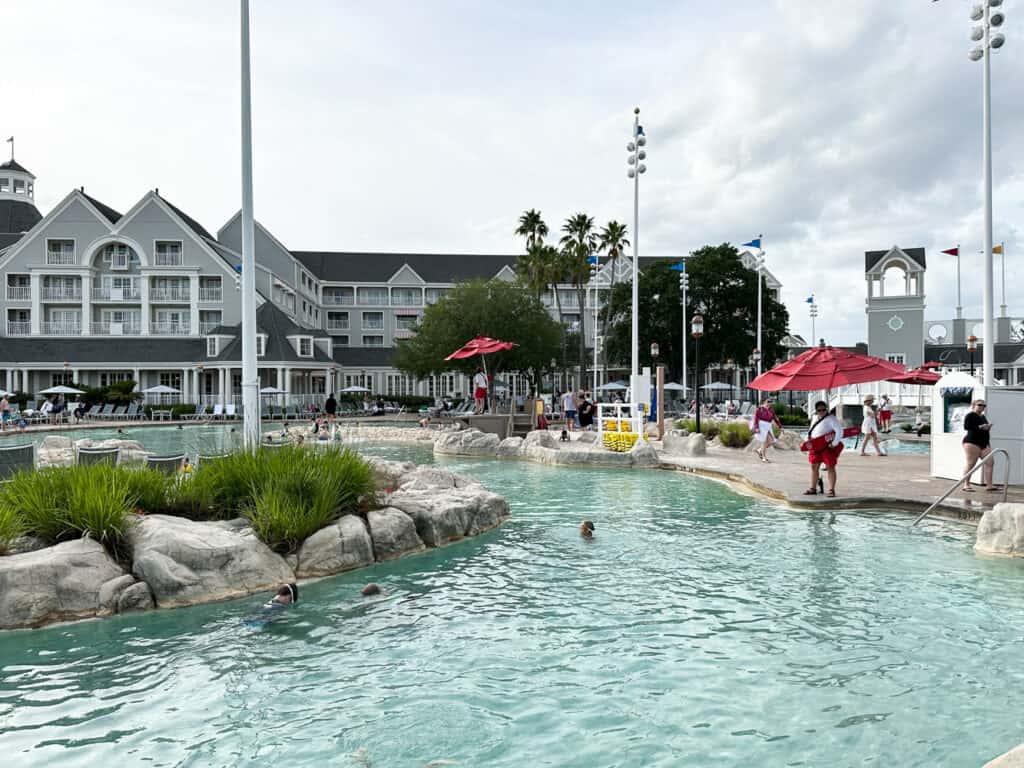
[805,400,844,497]
[561,390,577,432]
[472,367,488,414]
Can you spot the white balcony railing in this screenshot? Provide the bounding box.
[199,288,223,302]
[150,289,191,302]
[46,252,76,265]
[41,322,81,335]
[41,287,82,301]
[150,322,192,336]
[323,293,354,306]
[327,323,350,332]
[199,321,221,334]
[393,328,416,340]
[356,293,389,306]
[89,322,143,336]
[6,286,30,301]
[92,287,141,301]
[7,321,31,335]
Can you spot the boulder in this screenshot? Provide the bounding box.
[975,503,1024,557]
[399,466,481,491]
[575,431,598,444]
[117,581,155,613]
[663,431,707,457]
[367,508,425,560]
[523,430,558,450]
[497,436,524,457]
[126,514,294,608]
[6,535,48,555]
[433,428,500,457]
[366,458,416,490]
[37,436,75,468]
[389,486,510,547]
[628,439,659,466]
[295,514,374,577]
[0,538,125,629]
[98,574,137,615]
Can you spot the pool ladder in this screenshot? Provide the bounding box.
[912,448,1010,526]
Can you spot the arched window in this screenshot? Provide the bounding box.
[881,263,908,297]
[95,243,140,270]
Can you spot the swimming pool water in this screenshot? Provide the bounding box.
[0,444,1020,767]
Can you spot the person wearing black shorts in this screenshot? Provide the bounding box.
[324,392,337,424]
[962,399,997,492]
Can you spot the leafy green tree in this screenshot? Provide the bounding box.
[559,213,597,376]
[393,279,561,389]
[601,244,789,384]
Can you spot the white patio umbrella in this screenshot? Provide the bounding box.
[142,385,181,394]
[663,382,689,392]
[40,385,85,395]
[259,386,286,394]
[700,382,733,391]
[597,381,628,390]
[340,385,371,393]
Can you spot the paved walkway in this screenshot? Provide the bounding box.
[653,442,1023,525]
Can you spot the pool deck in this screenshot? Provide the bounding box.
[654,442,1022,524]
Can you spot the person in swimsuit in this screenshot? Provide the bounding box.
[264,582,299,609]
[961,399,997,492]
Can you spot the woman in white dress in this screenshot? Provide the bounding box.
[859,394,885,456]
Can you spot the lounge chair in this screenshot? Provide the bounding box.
[225,404,237,419]
[196,454,229,467]
[0,444,35,480]
[85,404,102,419]
[76,446,120,466]
[211,404,224,420]
[109,406,126,420]
[183,404,208,421]
[284,405,299,421]
[117,403,141,421]
[145,453,185,475]
[96,404,115,420]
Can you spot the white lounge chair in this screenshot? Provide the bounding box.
[211,404,224,420]
[225,404,237,419]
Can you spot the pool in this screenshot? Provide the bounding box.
[1,444,1021,766]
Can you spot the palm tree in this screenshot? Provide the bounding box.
[515,209,550,298]
[515,209,548,248]
[597,221,630,381]
[560,213,597,387]
[539,244,568,379]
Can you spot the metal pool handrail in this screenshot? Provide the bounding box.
[912,448,1010,526]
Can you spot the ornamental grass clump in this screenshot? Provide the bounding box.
[120,467,173,513]
[0,505,23,554]
[0,469,69,543]
[717,422,753,448]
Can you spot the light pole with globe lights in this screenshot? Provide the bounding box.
[670,261,688,398]
[692,314,704,433]
[809,299,819,346]
[589,255,601,393]
[968,334,979,376]
[626,108,647,428]
[967,0,1006,386]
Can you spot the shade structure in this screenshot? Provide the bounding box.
[340,385,371,393]
[39,385,85,395]
[259,386,286,394]
[750,346,905,392]
[444,335,517,361]
[596,381,628,390]
[142,384,181,394]
[886,367,941,386]
[700,382,733,391]
[663,382,689,391]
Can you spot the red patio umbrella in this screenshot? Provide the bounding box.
[886,366,941,386]
[444,335,516,360]
[750,346,906,392]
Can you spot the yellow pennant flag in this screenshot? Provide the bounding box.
[993,244,1004,254]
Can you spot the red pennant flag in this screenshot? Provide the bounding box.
[941,246,959,256]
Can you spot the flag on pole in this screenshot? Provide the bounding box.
[669,262,685,272]
[993,244,1004,254]
[636,125,645,136]
[941,246,959,256]
[741,238,761,249]
[586,255,599,264]
[805,296,815,303]
[4,137,11,143]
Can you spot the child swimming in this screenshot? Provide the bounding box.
[264,582,299,609]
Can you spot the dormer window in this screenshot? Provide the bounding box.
[207,337,219,357]
[298,337,313,357]
[155,241,183,266]
[257,334,267,357]
[46,239,75,265]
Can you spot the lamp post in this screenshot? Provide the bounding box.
[239,0,260,449]
[968,334,978,376]
[692,314,704,433]
[809,300,819,346]
[755,244,764,376]
[589,255,600,393]
[750,348,761,400]
[671,261,689,399]
[725,358,735,405]
[967,0,1006,387]
[626,108,647,403]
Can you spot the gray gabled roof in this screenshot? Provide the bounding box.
[292,251,518,283]
[213,301,332,363]
[0,158,33,177]
[332,346,396,367]
[81,192,122,224]
[0,337,205,365]
[157,193,215,240]
[865,247,926,272]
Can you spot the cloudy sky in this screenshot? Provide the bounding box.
[4,0,1022,345]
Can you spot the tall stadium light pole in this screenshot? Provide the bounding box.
[968,0,1006,386]
[670,261,688,396]
[626,108,647,384]
[589,256,600,393]
[809,299,819,347]
[755,243,764,376]
[240,0,260,448]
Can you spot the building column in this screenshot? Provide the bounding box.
[29,274,41,334]
[140,276,150,335]
[219,367,228,406]
[181,367,190,404]
[81,273,92,336]
[284,367,291,405]
[189,274,199,334]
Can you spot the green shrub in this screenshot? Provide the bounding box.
[121,468,173,512]
[778,413,809,427]
[718,422,753,448]
[677,419,721,441]
[900,423,914,433]
[0,505,24,554]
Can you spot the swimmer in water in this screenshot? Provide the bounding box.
[580,520,594,539]
[362,583,381,596]
[264,582,299,609]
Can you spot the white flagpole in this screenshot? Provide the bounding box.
[756,235,764,376]
[1000,242,1007,317]
[955,243,962,320]
[240,0,260,449]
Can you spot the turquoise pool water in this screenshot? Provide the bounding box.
[1,444,1021,766]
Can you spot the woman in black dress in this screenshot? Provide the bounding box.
[961,399,997,492]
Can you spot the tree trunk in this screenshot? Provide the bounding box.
[601,256,618,386]
[552,286,565,390]
[577,282,587,391]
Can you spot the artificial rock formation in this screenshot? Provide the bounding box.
[295,514,374,577]
[367,507,426,560]
[663,431,708,457]
[433,428,500,457]
[975,503,1024,557]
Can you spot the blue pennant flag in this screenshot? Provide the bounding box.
[669,262,685,272]
[586,255,599,265]
[741,238,761,249]
[636,125,645,136]
[805,295,814,304]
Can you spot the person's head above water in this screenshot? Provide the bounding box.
[580,520,595,539]
[361,583,381,596]
[271,582,298,605]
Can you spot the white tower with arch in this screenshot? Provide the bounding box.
[865,246,926,368]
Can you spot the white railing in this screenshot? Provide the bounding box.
[394,328,416,340]
[154,255,183,267]
[150,322,192,335]
[199,321,220,334]
[6,286,29,301]
[356,293,389,306]
[327,322,350,331]
[150,289,190,302]
[46,252,76,265]
[92,287,141,301]
[199,288,222,302]
[41,287,82,301]
[40,321,81,335]
[362,322,385,331]
[6,321,31,335]
[323,294,354,306]
[391,293,423,307]
[90,322,143,336]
